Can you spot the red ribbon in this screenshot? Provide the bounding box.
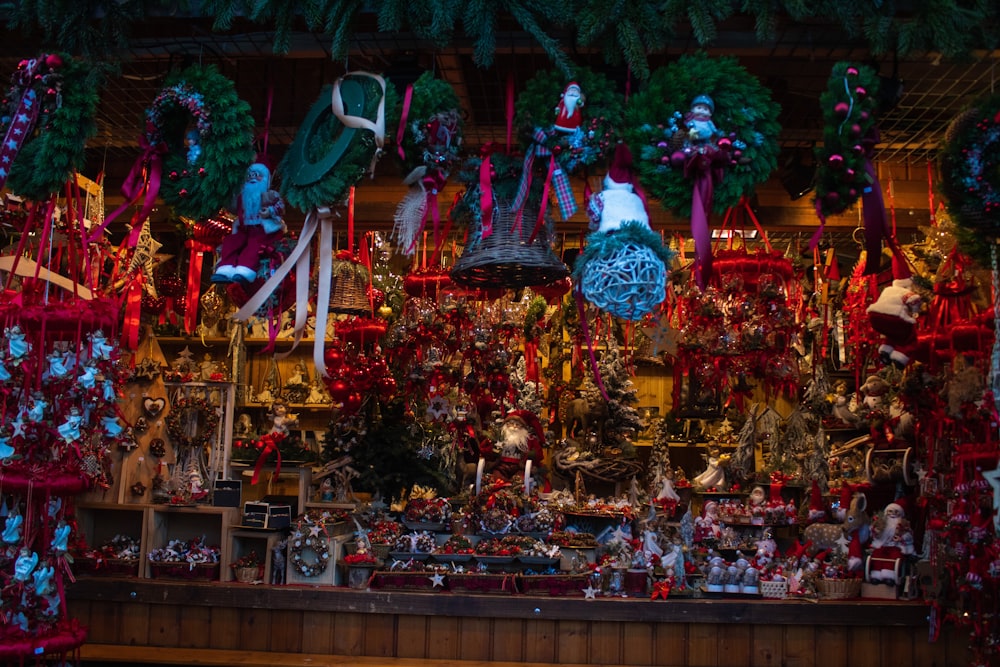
[251,432,284,485]
[691,170,714,289]
[480,155,495,238]
[524,340,539,382]
[0,59,44,192]
[396,83,414,162]
[86,134,166,244]
[122,279,143,350]
[183,239,214,334]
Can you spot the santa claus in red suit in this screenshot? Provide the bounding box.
[554,82,585,133]
[493,410,548,489]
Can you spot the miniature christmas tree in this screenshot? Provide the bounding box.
[511,355,542,414]
[647,417,674,491]
[584,336,642,455]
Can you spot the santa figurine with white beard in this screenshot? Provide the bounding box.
[493,410,547,490]
[211,162,287,285]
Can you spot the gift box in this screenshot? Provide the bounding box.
[267,504,292,529]
[212,480,242,508]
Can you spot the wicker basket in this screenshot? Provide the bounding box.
[233,565,263,583]
[759,580,788,600]
[370,543,391,561]
[817,578,862,600]
[451,199,568,290]
[329,256,371,316]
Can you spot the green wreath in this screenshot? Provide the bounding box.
[146,64,255,220]
[514,67,622,175]
[624,52,781,217]
[940,93,1000,262]
[387,71,463,175]
[4,54,101,201]
[290,521,330,577]
[813,63,881,218]
[279,73,387,212]
[164,396,221,450]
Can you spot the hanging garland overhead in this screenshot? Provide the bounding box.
[2,54,101,201]
[624,52,781,218]
[940,93,1000,263]
[149,64,256,220]
[278,73,388,212]
[813,63,881,220]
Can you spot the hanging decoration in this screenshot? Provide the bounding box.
[88,65,255,245]
[812,63,895,275]
[512,67,622,231]
[1,53,100,201]
[238,72,387,378]
[389,72,463,256]
[574,142,674,320]
[625,52,781,288]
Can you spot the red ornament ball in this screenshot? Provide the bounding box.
[827,154,845,170]
[342,392,363,415]
[670,151,687,168]
[834,102,850,117]
[327,378,350,402]
[324,347,345,369]
[846,67,859,76]
[824,191,841,206]
[854,87,867,99]
[168,171,179,181]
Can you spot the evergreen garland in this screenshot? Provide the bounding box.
[624,52,781,217]
[449,151,545,229]
[386,71,463,175]
[514,67,623,175]
[574,1,670,81]
[939,93,1000,262]
[148,65,256,221]
[813,62,880,218]
[278,75,385,212]
[5,55,101,202]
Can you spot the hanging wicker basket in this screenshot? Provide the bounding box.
[329,253,371,316]
[451,198,567,290]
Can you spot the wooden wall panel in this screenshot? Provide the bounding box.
[269,609,304,653]
[176,605,212,649]
[363,613,396,657]
[238,608,271,652]
[78,600,120,644]
[717,624,752,667]
[556,620,590,664]
[620,621,654,665]
[426,615,461,660]
[331,611,365,655]
[814,625,848,667]
[208,607,241,649]
[688,622,720,667]
[588,620,622,664]
[492,618,525,662]
[119,601,150,646]
[523,619,557,663]
[784,625,816,667]
[751,624,783,667]
[846,626,881,667]
[457,617,492,661]
[878,625,914,666]
[397,614,428,659]
[652,622,687,665]
[299,610,334,654]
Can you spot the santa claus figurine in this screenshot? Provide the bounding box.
[553,82,585,133]
[866,270,923,368]
[867,501,915,583]
[211,162,286,285]
[493,410,547,487]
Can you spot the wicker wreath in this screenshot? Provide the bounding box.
[146,64,255,220]
[624,52,781,217]
[290,525,331,577]
[2,53,100,201]
[164,396,220,450]
[813,62,881,218]
[940,93,1000,260]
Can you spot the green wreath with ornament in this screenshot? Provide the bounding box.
[514,67,623,175]
[164,396,221,450]
[148,64,256,221]
[940,92,1000,262]
[279,73,388,212]
[2,54,100,201]
[623,52,781,217]
[388,71,463,175]
[813,63,881,218]
[290,520,330,577]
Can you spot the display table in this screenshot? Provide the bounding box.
[66,579,967,667]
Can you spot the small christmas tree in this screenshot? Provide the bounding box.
[584,336,642,456]
[647,417,674,491]
[511,355,542,414]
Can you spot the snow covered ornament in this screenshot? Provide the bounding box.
[574,143,675,321]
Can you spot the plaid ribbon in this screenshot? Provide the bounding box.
[512,128,579,230]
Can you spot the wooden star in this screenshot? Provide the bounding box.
[128,219,163,296]
[429,572,445,588]
[582,584,599,600]
[983,464,1000,533]
[641,315,678,357]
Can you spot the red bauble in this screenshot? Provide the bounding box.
[351,366,374,392]
[142,294,166,315]
[827,154,844,170]
[824,191,841,206]
[368,287,385,309]
[846,67,859,76]
[834,102,850,117]
[670,151,686,168]
[327,378,350,402]
[376,375,397,399]
[324,347,345,370]
[342,392,363,415]
[854,86,867,99]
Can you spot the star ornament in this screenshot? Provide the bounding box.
[429,572,445,588]
[641,315,678,357]
[982,464,1000,533]
[582,584,599,600]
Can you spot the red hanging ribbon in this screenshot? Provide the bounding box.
[251,432,284,485]
[396,84,414,162]
[690,171,714,289]
[86,134,166,244]
[122,279,143,350]
[479,155,495,239]
[183,238,214,334]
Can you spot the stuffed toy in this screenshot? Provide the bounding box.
[866,277,922,367]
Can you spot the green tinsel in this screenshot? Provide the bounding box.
[514,67,623,174]
[279,75,386,212]
[623,52,781,217]
[572,220,676,282]
[812,62,880,218]
[385,71,464,175]
[150,64,256,221]
[6,55,101,202]
[939,93,1000,263]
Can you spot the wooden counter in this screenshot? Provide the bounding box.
[66,578,968,667]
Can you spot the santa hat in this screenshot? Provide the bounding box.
[838,483,854,515]
[607,142,637,184]
[503,410,544,444]
[769,482,784,505]
[808,480,826,521]
[847,533,864,571]
[891,247,912,281]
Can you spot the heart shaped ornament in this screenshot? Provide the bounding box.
[143,397,166,418]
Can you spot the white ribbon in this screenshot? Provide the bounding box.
[331,71,386,175]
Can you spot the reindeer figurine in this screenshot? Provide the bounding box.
[802,491,870,554]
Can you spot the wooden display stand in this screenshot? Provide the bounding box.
[145,505,237,580]
[285,532,353,586]
[226,528,282,584]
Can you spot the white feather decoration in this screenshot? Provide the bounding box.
[392,167,428,256]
